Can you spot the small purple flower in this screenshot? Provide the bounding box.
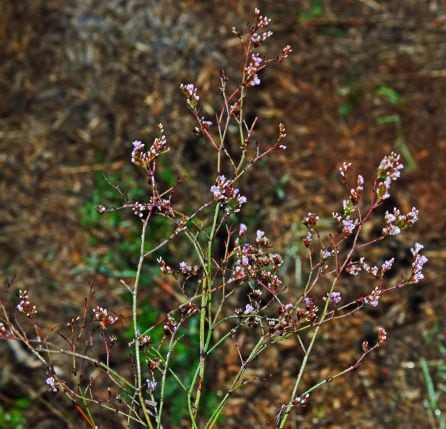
[180,83,199,102]
[238,195,247,205]
[381,258,395,274]
[185,84,195,94]
[132,140,144,150]
[244,303,255,314]
[377,152,404,181]
[252,53,263,67]
[146,379,157,393]
[324,291,342,304]
[303,296,312,307]
[46,376,58,393]
[350,175,364,202]
[376,152,404,201]
[210,185,222,199]
[383,207,418,236]
[247,74,261,87]
[303,230,313,247]
[256,229,270,246]
[322,249,333,259]
[364,287,381,307]
[341,217,356,236]
[239,223,247,235]
[411,242,424,256]
[16,290,37,317]
[256,230,265,240]
[410,242,428,283]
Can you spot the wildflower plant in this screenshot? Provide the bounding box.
[0,9,427,428]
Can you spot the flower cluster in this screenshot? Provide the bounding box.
[375,152,404,202]
[303,212,319,227]
[302,212,319,247]
[163,315,178,336]
[341,217,356,236]
[92,306,118,330]
[273,122,288,151]
[231,231,283,294]
[178,261,199,277]
[146,378,157,393]
[236,289,263,325]
[157,257,173,275]
[347,257,394,278]
[333,207,357,237]
[256,229,270,247]
[210,175,247,212]
[16,290,37,317]
[266,303,301,336]
[245,53,264,87]
[251,8,273,46]
[333,172,365,236]
[410,242,428,283]
[363,286,381,307]
[350,174,364,203]
[278,45,293,61]
[132,196,173,219]
[131,124,169,169]
[323,291,342,305]
[180,83,199,110]
[339,161,352,180]
[382,206,418,236]
[46,376,58,393]
[293,393,310,407]
[297,297,319,323]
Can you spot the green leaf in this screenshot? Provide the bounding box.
[339,101,353,119]
[375,86,403,106]
[376,114,401,126]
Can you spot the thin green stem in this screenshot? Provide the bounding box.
[192,203,220,417]
[133,215,154,429]
[156,329,178,428]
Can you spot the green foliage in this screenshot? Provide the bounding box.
[299,0,324,20]
[0,398,29,429]
[421,322,446,429]
[77,166,173,278]
[337,75,361,119]
[124,303,218,425]
[79,162,217,425]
